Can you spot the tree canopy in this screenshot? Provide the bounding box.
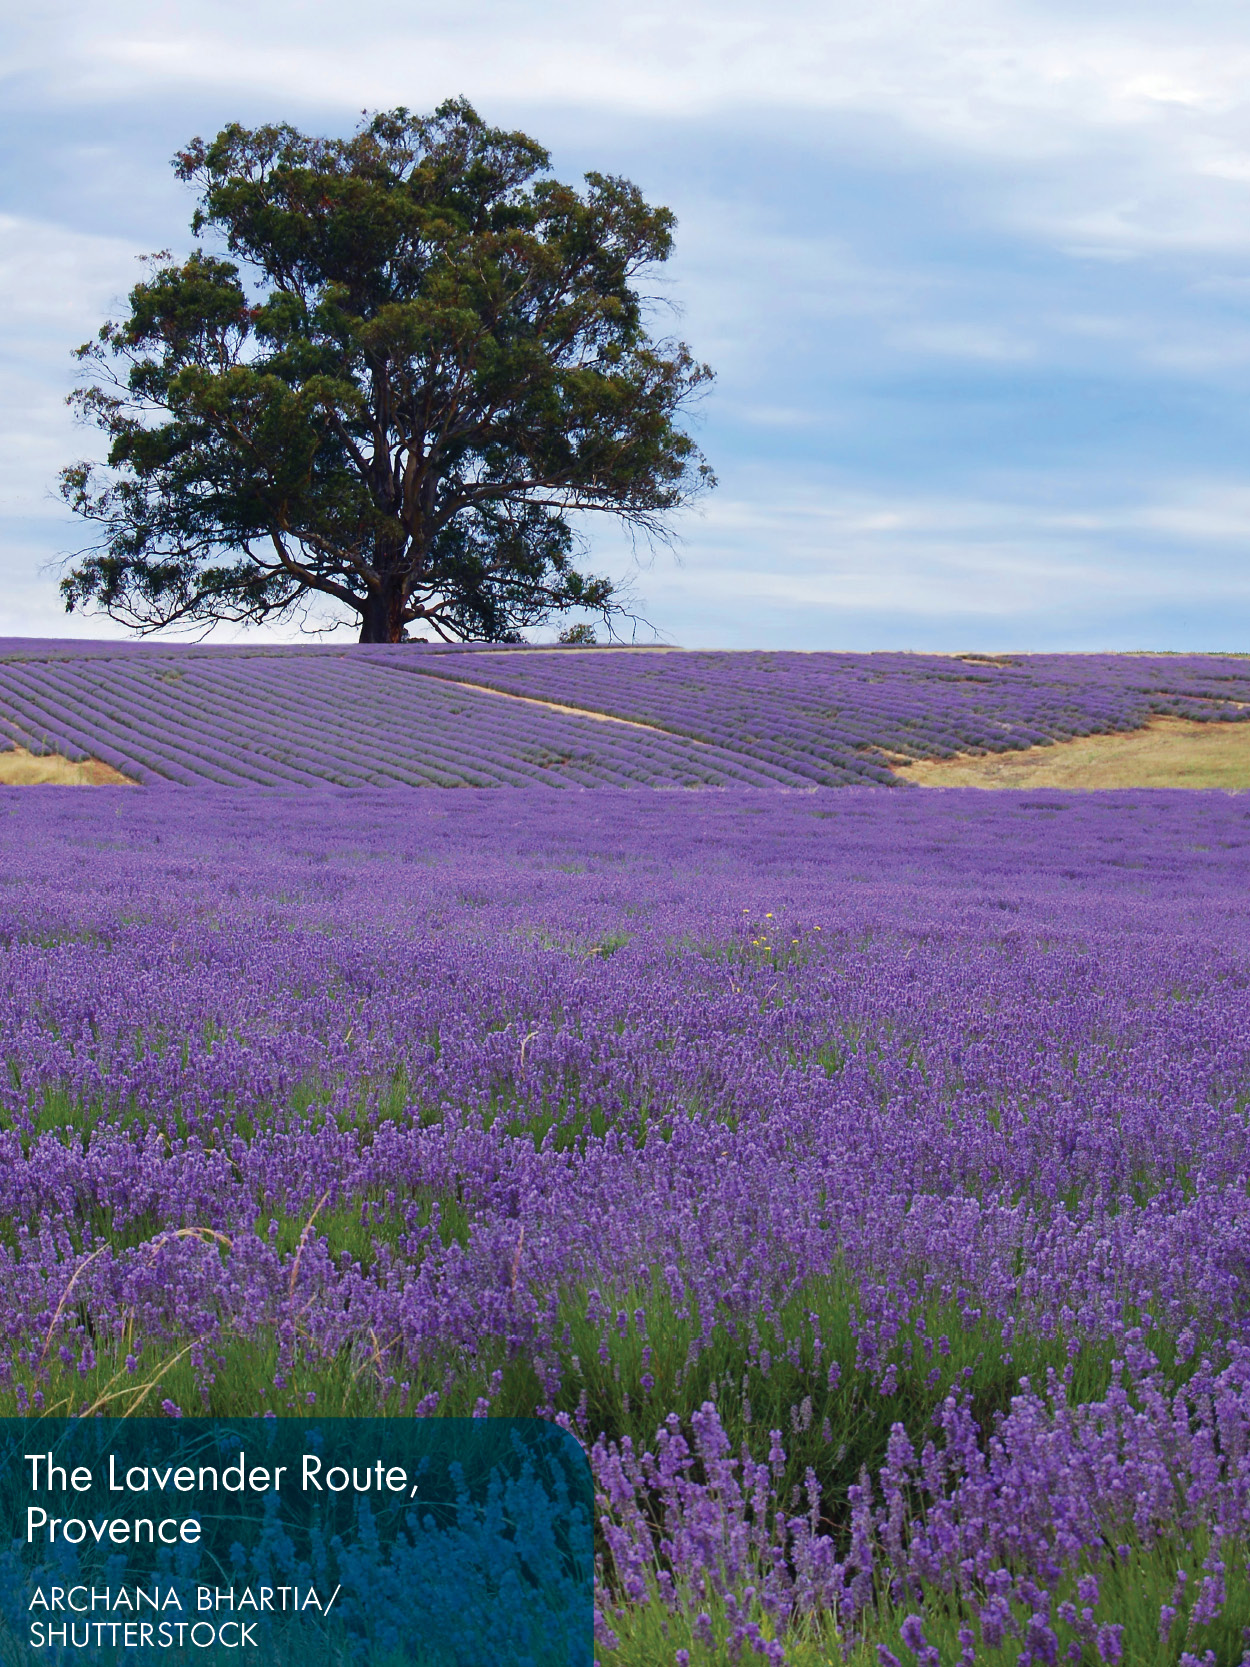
[60,100,714,643]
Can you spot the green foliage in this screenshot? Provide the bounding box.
[603,1539,1250,1666]
[61,100,714,643]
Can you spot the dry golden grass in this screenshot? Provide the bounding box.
[892,716,1250,789]
[0,747,135,786]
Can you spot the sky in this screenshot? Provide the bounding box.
[4,0,1250,650]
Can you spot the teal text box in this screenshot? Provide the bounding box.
[0,1418,593,1665]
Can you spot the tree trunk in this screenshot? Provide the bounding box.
[357,587,406,643]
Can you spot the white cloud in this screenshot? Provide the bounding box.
[889,323,1037,361]
[6,0,1250,650]
[6,3,1243,141]
[0,214,139,347]
[1126,485,1250,539]
[4,0,1243,265]
[68,2,1237,140]
[627,474,1250,639]
[0,217,141,518]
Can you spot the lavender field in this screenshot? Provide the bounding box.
[4,784,1250,1665]
[0,643,780,788]
[416,648,1250,784]
[0,642,1248,786]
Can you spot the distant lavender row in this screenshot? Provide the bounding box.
[0,652,792,788]
[3,788,1250,1657]
[414,648,1250,784]
[0,642,1247,788]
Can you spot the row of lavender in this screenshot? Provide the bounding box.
[3,788,1250,1662]
[415,648,1250,784]
[0,653,790,787]
[1,643,1249,787]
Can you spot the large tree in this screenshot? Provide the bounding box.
[60,101,713,643]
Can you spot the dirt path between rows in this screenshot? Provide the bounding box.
[430,676,706,741]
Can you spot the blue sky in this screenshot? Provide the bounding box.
[4,0,1250,649]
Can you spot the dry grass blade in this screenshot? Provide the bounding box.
[147,1227,233,1252]
[350,1327,402,1385]
[287,1192,331,1303]
[39,1244,109,1365]
[80,1341,198,1419]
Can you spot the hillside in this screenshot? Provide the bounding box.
[0,641,1247,787]
[0,642,783,788]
